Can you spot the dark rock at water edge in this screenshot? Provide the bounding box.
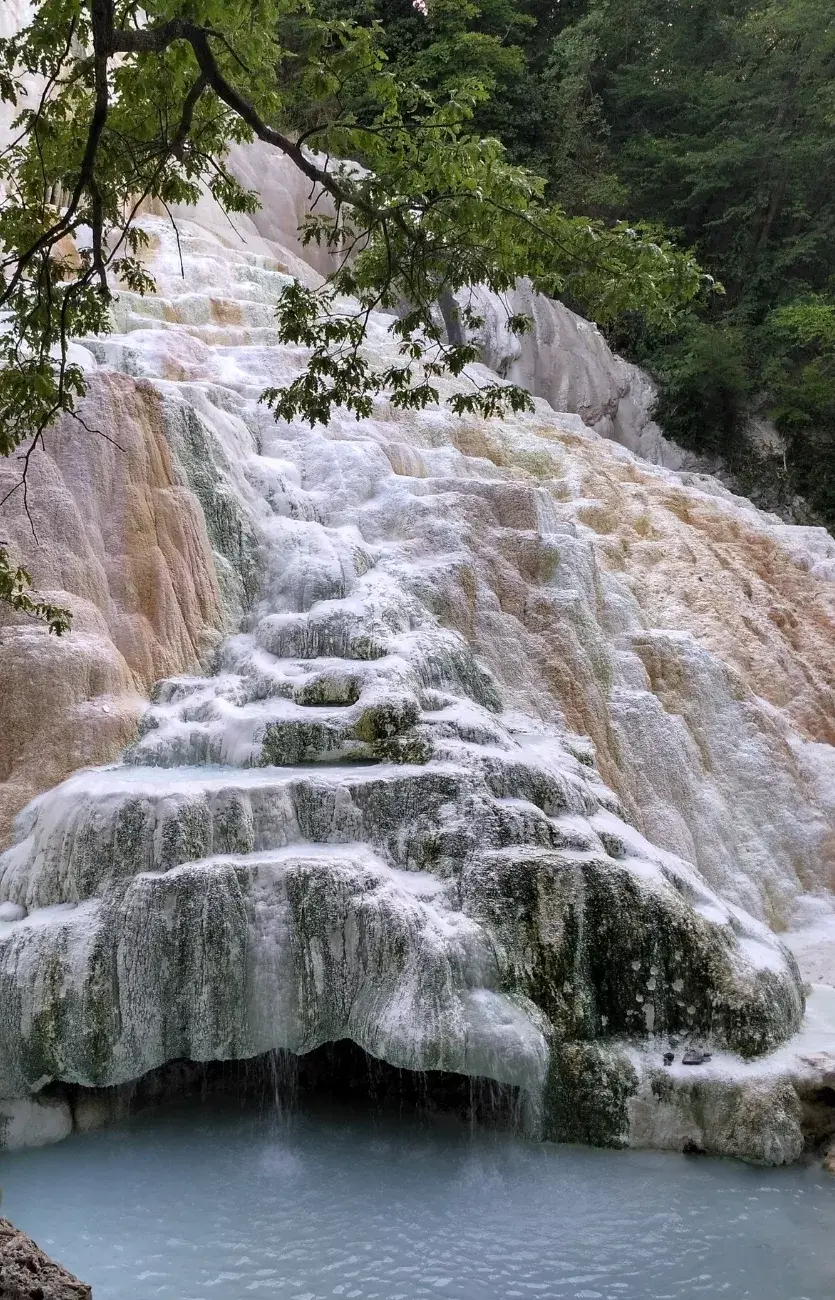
[0,1219,91,1300]
[682,1048,713,1065]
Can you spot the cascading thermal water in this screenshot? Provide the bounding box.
[0,196,822,1170]
[3,3,835,1296]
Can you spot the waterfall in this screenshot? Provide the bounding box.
[0,204,812,1164]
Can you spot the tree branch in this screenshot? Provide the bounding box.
[110,19,385,224]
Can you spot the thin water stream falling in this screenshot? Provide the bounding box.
[2,1084,834,1300]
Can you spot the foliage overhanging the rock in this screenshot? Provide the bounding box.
[0,0,706,626]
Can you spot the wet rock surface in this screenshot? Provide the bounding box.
[682,1047,713,1065]
[0,195,818,1162]
[0,77,833,1159]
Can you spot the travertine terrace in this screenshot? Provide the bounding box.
[1,124,835,1162]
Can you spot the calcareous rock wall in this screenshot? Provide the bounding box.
[1,104,835,1160]
[0,366,257,849]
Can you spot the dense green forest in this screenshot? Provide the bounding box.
[316,0,835,523]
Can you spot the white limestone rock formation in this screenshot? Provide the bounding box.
[0,368,258,848]
[0,1095,72,1151]
[450,279,694,468]
[0,206,823,1163]
[0,14,834,1152]
[203,145,835,936]
[2,119,834,940]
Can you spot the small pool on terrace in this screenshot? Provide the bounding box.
[2,1095,834,1300]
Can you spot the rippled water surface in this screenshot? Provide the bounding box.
[3,1102,834,1299]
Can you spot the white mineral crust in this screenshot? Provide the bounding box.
[0,52,834,1158]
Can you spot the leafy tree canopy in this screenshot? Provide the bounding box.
[347,0,835,520]
[0,0,705,628]
[570,0,835,516]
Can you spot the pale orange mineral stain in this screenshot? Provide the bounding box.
[0,372,225,847]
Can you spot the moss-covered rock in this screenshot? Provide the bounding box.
[544,1040,638,1147]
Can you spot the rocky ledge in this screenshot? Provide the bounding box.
[0,1219,91,1300]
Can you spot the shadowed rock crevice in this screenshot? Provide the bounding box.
[59,1042,523,1135]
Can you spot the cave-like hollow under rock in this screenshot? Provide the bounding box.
[55,1042,528,1137]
